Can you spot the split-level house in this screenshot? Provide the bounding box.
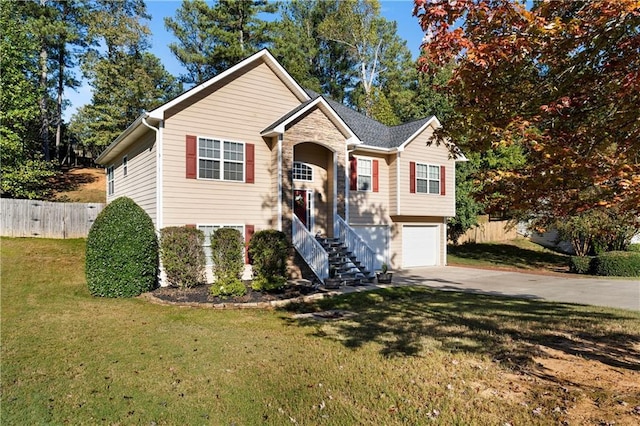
[96,49,461,284]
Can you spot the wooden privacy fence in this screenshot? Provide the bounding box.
[454,216,518,244]
[1,199,104,239]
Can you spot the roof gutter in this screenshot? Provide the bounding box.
[95,113,146,165]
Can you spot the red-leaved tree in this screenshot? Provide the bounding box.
[414,0,639,224]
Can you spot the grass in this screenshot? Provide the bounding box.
[2,238,639,425]
[448,238,570,272]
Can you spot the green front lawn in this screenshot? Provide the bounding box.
[2,238,638,425]
[448,239,570,272]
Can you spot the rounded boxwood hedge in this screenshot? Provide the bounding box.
[86,197,158,297]
[591,251,640,277]
[248,229,289,291]
[160,226,205,288]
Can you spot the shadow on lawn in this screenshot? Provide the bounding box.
[282,286,640,374]
[448,242,569,271]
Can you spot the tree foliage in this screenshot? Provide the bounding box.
[70,0,181,157]
[166,0,277,85]
[414,0,640,221]
[271,0,356,102]
[318,0,415,120]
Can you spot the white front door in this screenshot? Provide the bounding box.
[402,225,439,268]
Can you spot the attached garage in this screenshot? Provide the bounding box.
[402,225,440,268]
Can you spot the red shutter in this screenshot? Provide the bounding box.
[245,143,255,184]
[185,224,196,228]
[409,161,416,193]
[440,165,446,196]
[349,156,358,191]
[186,135,197,179]
[244,225,255,264]
[373,160,379,192]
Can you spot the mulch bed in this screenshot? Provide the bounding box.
[151,282,322,305]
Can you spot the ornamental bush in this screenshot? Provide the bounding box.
[628,244,640,253]
[568,256,593,275]
[86,197,158,297]
[248,229,289,291]
[160,226,205,288]
[591,251,640,277]
[210,227,245,296]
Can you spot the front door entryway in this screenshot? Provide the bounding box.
[293,189,313,231]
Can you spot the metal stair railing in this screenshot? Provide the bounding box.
[335,216,376,276]
[292,215,329,282]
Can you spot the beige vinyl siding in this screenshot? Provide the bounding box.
[398,127,456,217]
[388,218,447,269]
[348,152,392,226]
[106,131,157,223]
[161,61,301,228]
[389,154,398,215]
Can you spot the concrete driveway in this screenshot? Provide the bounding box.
[393,266,640,311]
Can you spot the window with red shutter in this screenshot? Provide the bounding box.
[186,135,197,179]
[409,162,416,193]
[373,159,379,192]
[349,156,358,191]
[245,144,255,184]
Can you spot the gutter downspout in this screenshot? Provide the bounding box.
[277,134,283,232]
[141,115,162,230]
[345,147,357,225]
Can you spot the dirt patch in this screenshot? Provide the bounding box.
[492,345,640,425]
[52,167,105,203]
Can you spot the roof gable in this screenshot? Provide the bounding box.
[149,49,309,120]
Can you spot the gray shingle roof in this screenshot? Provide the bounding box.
[305,89,434,148]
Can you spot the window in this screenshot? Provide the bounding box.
[107,166,114,195]
[198,137,244,181]
[416,163,440,194]
[122,156,128,177]
[197,224,245,266]
[292,162,313,181]
[357,158,372,191]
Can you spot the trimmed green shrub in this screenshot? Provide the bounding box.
[628,244,640,253]
[210,276,247,298]
[160,226,205,288]
[249,229,289,291]
[591,251,640,277]
[210,227,245,296]
[86,197,158,297]
[569,256,593,274]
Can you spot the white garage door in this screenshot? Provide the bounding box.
[351,225,389,270]
[402,225,439,268]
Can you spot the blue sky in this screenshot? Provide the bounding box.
[65,0,426,119]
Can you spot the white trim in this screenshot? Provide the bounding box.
[396,116,442,151]
[396,151,401,215]
[333,152,338,237]
[141,116,162,229]
[106,165,114,196]
[157,121,164,229]
[277,135,283,232]
[197,137,246,182]
[345,146,352,223]
[292,161,314,181]
[354,156,373,192]
[415,162,442,195]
